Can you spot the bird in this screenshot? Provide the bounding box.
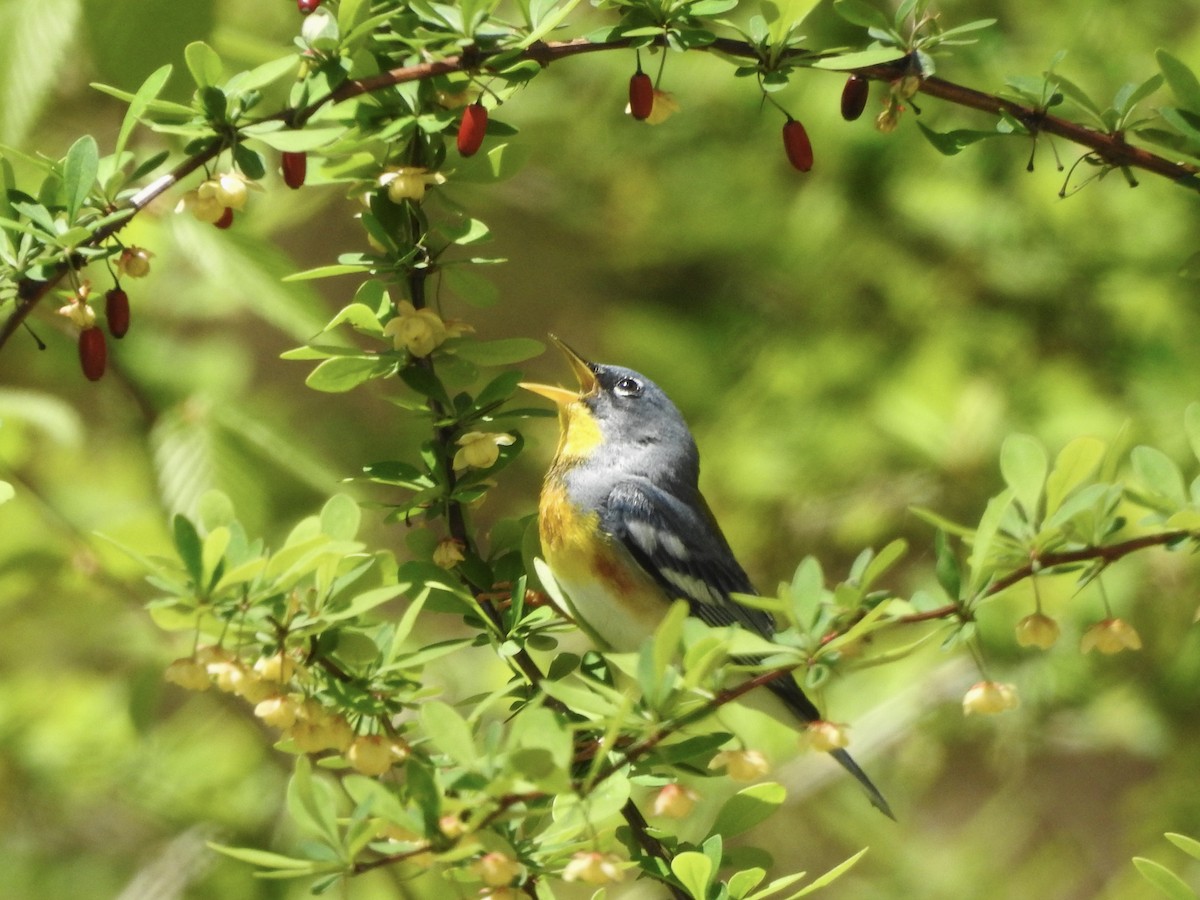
[520,335,893,819]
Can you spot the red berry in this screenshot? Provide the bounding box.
[297,0,320,13]
[629,72,654,121]
[215,207,234,229]
[79,327,107,381]
[841,75,869,121]
[105,289,130,339]
[456,102,488,158]
[782,118,813,172]
[282,151,307,189]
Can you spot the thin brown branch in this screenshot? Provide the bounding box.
[4,35,1198,352]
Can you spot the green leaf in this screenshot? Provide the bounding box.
[832,0,892,31]
[62,135,99,221]
[173,514,203,586]
[783,847,867,898]
[207,844,320,871]
[244,125,348,152]
[1000,433,1047,519]
[287,756,342,847]
[113,64,173,162]
[283,264,372,282]
[1044,436,1105,517]
[450,338,545,367]
[859,538,906,590]
[933,530,961,600]
[184,41,223,88]
[1184,404,1200,466]
[728,868,767,899]
[711,782,787,838]
[1166,833,1200,860]
[1132,445,1187,507]
[420,701,477,765]
[967,490,1014,594]
[305,356,393,393]
[811,47,907,70]
[916,122,1000,156]
[1133,857,1196,900]
[671,851,714,900]
[1157,49,1200,111]
[319,493,361,540]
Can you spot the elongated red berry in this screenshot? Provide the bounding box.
[629,71,654,121]
[841,75,869,121]
[297,0,321,13]
[782,118,813,172]
[282,151,307,189]
[215,207,234,229]
[456,102,488,158]
[79,326,107,381]
[105,289,130,339]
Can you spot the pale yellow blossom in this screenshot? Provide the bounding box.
[803,720,850,753]
[379,166,446,203]
[1015,613,1060,650]
[453,431,516,470]
[709,749,770,782]
[433,538,465,569]
[651,783,698,819]
[562,851,624,885]
[383,301,447,357]
[962,680,1020,716]
[1080,618,1142,654]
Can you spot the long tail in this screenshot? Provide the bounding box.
[829,747,894,820]
[766,677,895,819]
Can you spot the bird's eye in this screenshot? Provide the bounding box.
[614,377,643,397]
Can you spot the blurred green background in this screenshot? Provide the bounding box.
[2,0,1200,897]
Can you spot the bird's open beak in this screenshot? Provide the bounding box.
[519,334,599,406]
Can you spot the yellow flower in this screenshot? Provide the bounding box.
[1015,613,1060,650]
[254,694,299,729]
[57,284,96,328]
[453,431,516,470]
[433,538,465,569]
[962,680,1020,716]
[1080,618,1142,654]
[253,651,297,683]
[562,852,624,885]
[379,166,446,203]
[383,301,447,357]
[803,720,850,753]
[116,246,153,278]
[176,188,226,223]
[709,749,770,782]
[347,734,403,776]
[645,90,680,125]
[164,657,211,691]
[474,852,522,887]
[651,783,698,819]
[209,172,255,210]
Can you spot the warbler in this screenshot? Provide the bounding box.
[521,336,893,818]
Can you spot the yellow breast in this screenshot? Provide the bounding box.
[538,481,668,651]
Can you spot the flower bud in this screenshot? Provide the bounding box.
[651,783,698,819]
[962,680,1019,715]
[117,246,153,278]
[453,432,516,470]
[804,720,850,753]
[562,851,624,885]
[164,657,211,691]
[474,852,522,887]
[253,651,297,683]
[213,173,250,210]
[255,694,299,729]
[1015,612,1059,649]
[709,749,770,782]
[433,538,465,569]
